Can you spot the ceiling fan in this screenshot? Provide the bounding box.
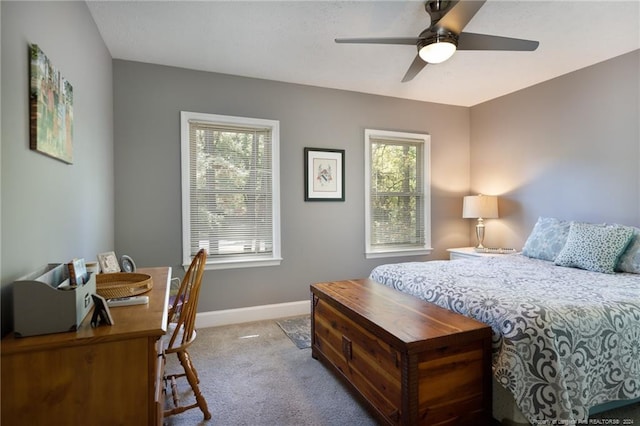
[335,0,539,82]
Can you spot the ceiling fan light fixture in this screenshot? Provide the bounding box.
[418,33,458,64]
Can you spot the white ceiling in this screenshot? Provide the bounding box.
[87,0,640,107]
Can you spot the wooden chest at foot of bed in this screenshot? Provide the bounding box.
[311,279,493,426]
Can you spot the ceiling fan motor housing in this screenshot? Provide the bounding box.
[418,29,458,50]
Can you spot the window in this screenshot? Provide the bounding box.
[364,129,431,258]
[181,111,281,270]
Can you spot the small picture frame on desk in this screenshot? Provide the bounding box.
[67,258,87,286]
[98,251,121,273]
[91,294,114,327]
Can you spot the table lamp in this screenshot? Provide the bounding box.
[462,194,498,249]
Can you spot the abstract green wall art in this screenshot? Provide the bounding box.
[29,44,74,164]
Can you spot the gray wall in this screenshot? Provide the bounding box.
[3,0,635,323]
[470,50,640,249]
[113,60,471,312]
[1,1,114,335]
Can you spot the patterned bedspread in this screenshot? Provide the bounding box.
[369,254,640,424]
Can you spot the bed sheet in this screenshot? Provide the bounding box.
[369,255,640,424]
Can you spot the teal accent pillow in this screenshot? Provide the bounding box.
[617,226,640,274]
[522,217,571,261]
[554,222,633,274]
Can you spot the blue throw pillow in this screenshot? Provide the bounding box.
[616,226,640,274]
[554,222,633,274]
[522,217,571,261]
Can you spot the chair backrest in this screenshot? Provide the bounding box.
[166,249,207,350]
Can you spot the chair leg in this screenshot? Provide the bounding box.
[178,349,212,420]
[185,350,200,384]
[170,375,180,408]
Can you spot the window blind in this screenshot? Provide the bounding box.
[369,137,424,249]
[188,119,274,259]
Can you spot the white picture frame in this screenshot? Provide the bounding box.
[97,251,121,273]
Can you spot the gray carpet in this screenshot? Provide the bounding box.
[163,317,378,426]
[163,318,640,426]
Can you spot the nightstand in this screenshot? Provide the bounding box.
[447,247,508,260]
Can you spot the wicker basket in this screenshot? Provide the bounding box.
[96,272,153,299]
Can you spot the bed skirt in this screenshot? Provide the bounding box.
[494,378,531,426]
[494,379,640,426]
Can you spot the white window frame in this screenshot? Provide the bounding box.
[364,129,432,259]
[181,111,281,270]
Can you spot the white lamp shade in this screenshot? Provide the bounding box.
[462,195,498,219]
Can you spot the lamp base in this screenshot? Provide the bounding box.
[475,219,486,249]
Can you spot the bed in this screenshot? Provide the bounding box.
[369,218,640,425]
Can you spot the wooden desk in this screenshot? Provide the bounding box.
[1,267,171,426]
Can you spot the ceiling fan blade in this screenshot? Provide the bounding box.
[436,0,486,34]
[335,37,419,45]
[458,32,539,51]
[401,55,428,83]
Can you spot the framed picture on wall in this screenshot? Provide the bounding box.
[29,44,74,164]
[304,148,345,201]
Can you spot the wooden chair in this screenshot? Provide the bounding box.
[164,249,212,420]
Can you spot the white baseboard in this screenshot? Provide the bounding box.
[196,300,310,329]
